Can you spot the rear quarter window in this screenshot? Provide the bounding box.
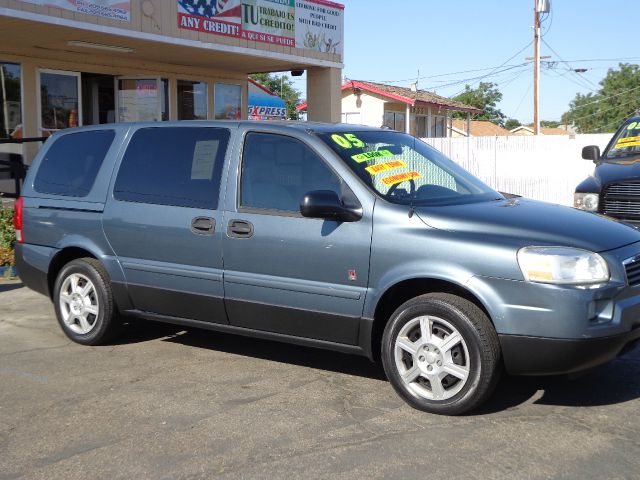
[33,130,115,197]
[113,127,230,209]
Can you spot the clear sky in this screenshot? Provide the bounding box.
[292,0,640,125]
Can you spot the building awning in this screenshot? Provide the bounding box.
[248,79,287,120]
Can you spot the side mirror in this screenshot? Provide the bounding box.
[582,145,600,163]
[300,190,362,222]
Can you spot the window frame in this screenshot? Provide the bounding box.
[112,126,230,209]
[0,61,23,141]
[177,79,209,120]
[37,68,83,135]
[214,83,242,121]
[115,76,169,123]
[236,130,346,218]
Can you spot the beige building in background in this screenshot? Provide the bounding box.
[0,0,345,173]
[298,80,480,138]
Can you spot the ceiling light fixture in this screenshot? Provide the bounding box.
[67,41,134,53]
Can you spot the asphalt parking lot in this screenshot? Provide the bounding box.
[2,281,640,479]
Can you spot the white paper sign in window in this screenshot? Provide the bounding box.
[191,140,220,180]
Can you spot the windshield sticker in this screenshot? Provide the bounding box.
[614,136,640,148]
[365,160,407,175]
[352,149,395,163]
[627,122,639,130]
[331,133,366,149]
[382,171,422,186]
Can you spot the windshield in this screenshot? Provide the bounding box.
[604,119,640,160]
[317,130,502,206]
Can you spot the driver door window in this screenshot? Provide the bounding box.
[240,132,341,212]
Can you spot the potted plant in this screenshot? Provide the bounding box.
[0,206,16,278]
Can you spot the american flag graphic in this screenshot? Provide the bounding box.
[178,0,241,20]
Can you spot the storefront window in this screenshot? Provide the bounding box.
[118,78,159,122]
[0,62,22,197]
[177,80,208,120]
[40,70,80,135]
[0,62,21,140]
[214,83,242,120]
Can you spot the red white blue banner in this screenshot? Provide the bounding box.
[177,0,343,56]
[18,0,130,21]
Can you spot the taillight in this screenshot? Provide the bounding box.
[13,196,24,244]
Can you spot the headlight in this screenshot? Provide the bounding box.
[574,192,599,211]
[517,246,609,285]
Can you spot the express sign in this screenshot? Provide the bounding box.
[248,105,287,118]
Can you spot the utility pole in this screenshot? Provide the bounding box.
[533,0,550,135]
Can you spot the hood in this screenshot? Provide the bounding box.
[592,159,640,186]
[416,197,640,252]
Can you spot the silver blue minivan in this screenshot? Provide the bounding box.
[14,121,640,415]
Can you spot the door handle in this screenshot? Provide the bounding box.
[191,216,215,235]
[227,219,254,238]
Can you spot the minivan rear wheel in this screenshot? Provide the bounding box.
[53,258,122,345]
[382,293,501,415]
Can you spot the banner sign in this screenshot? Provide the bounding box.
[248,105,286,118]
[177,0,343,56]
[18,0,130,21]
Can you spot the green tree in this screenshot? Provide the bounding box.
[504,118,521,131]
[540,120,561,128]
[249,73,302,120]
[563,63,640,133]
[452,82,506,127]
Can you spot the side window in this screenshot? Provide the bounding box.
[240,133,341,212]
[34,130,115,197]
[113,127,229,209]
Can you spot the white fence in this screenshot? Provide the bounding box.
[421,134,612,206]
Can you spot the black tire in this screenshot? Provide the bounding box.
[381,293,501,415]
[53,258,122,345]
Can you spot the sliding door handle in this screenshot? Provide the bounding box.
[227,219,254,238]
[191,216,215,235]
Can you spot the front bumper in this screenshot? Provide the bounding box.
[467,241,640,375]
[500,329,640,375]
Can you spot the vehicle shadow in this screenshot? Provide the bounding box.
[0,281,24,293]
[115,319,387,380]
[115,319,640,413]
[475,349,640,414]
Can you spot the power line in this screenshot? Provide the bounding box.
[567,95,640,124]
[561,83,640,110]
[552,56,640,63]
[424,63,530,92]
[542,68,598,92]
[541,38,600,91]
[350,40,534,89]
[512,79,534,117]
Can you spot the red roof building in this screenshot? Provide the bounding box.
[297,80,481,138]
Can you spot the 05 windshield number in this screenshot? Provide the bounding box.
[331,133,365,149]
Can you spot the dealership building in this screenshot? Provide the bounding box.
[0,0,344,173]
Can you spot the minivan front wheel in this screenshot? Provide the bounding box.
[382,293,501,415]
[53,258,121,345]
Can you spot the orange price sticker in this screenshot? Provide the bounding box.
[365,160,407,175]
[382,171,422,186]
